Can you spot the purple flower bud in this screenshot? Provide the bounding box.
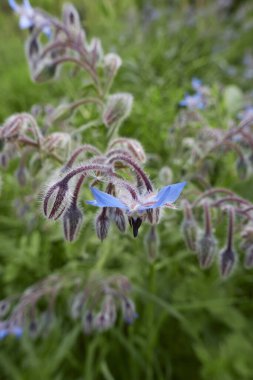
[146,208,160,225]
[26,36,40,61]
[121,298,138,324]
[244,246,253,269]
[103,93,133,129]
[82,311,93,335]
[0,300,10,317]
[62,3,81,30]
[219,247,237,279]
[32,61,57,83]
[158,166,173,185]
[104,53,122,79]
[111,207,126,232]
[43,180,70,220]
[197,233,217,269]
[95,208,110,241]
[93,311,112,332]
[28,319,40,339]
[63,204,84,242]
[182,219,198,252]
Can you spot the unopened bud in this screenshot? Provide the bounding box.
[197,233,217,269]
[146,209,160,225]
[28,319,40,339]
[95,208,110,241]
[82,311,94,335]
[145,226,159,261]
[244,245,253,269]
[43,180,71,220]
[159,166,173,185]
[32,61,57,83]
[62,3,81,31]
[87,38,103,66]
[26,36,40,62]
[111,208,126,232]
[104,53,122,79]
[121,298,138,324]
[103,93,133,129]
[63,204,84,242]
[0,300,10,317]
[219,247,237,279]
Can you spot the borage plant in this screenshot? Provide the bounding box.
[0,1,186,339]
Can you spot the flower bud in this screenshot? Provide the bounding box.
[63,204,84,242]
[28,319,40,339]
[145,226,159,261]
[87,38,103,66]
[121,298,138,324]
[104,53,122,79]
[82,311,93,335]
[0,115,23,139]
[102,295,117,326]
[43,180,70,220]
[32,61,58,83]
[111,207,126,232]
[103,93,133,129]
[159,166,173,185]
[197,233,217,269]
[95,208,110,241]
[62,3,81,31]
[146,208,160,225]
[219,247,237,279]
[244,245,253,269]
[93,311,111,332]
[0,300,10,317]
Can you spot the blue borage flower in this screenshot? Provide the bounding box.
[179,93,205,110]
[0,323,23,340]
[179,78,206,110]
[9,0,51,36]
[87,182,186,212]
[87,182,186,237]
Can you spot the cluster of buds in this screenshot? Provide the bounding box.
[0,273,137,340]
[8,0,132,127]
[42,137,186,241]
[181,187,253,278]
[1,1,135,222]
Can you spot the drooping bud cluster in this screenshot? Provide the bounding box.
[0,274,137,340]
[183,187,253,277]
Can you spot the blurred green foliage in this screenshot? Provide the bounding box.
[1,0,253,379]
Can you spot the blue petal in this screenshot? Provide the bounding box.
[23,0,32,10]
[9,0,19,11]
[154,182,187,207]
[19,15,33,29]
[86,187,128,209]
[192,78,202,90]
[11,326,23,337]
[0,329,8,340]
